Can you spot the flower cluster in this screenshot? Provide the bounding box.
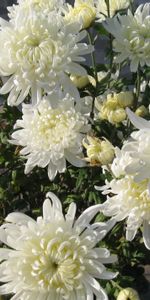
[1,0,150,299]
[96,108,150,250]
[0,0,94,180]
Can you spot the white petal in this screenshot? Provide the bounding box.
[65,202,77,226]
[60,73,80,100]
[5,212,35,225]
[98,254,118,264]
[126,107,150,129]
[0,248,11,261]
[56,157,66,173]
[45,192,62,212]
[143,220,150,250]
[97,270,118,280]
[83,282,94,300]
[74,204,102,231]
[48,162,57,181]
[65,150,87,167]
[0,228,7,244]
[126,228,137,241]
[84,273,108,300]
[0,76,14,94]
[66,62,87,76]
[42,199,52,221]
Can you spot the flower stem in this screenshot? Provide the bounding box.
[87,29,98,119]
[105,0,114,84]
[134,68,141,109]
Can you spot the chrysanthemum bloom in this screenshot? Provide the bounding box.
[104,4,150,72]
[83,135,114,166]
[0,11,93,106]
[64,0,96,29]
[97,173,150,249]
[8,0,65,23]
[95,91,134,124]
[10,93,90,180]
[122,108,150,184]
[0,191,117,299]
[117,288,140,300]
[96,0,130,22]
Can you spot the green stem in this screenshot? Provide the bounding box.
[87,30,98,119]
[134,69,141,109]
[105,0,114,85]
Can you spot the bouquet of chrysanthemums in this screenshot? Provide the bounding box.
[1,0,150,299]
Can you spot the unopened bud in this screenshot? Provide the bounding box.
[65,0,96,29]
[83,135,114,166]
[135,105,148,117]
[117,288,140,300]
[70,75,89,89]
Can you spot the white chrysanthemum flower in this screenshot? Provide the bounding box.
[97,174,150,249]
[96,0,130,22]
[0,192,117,300]
[10,92,90,180]
[104,4,150,72]
[121,108,150,184]
[0,12,93,106]
[8,0,65,24]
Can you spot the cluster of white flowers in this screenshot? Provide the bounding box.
[0,0,96,180]
[96,108,150,250]
[1,0,150,298]
[0,192,117,300]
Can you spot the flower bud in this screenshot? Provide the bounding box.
[70,75,89,89]
[117,288,140,300]
[83,135,114,166]
[135,105,148,117]
[95,92,133,124]
[65,0,96,29]
[117,91,134,108]
[108,108,126,124]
